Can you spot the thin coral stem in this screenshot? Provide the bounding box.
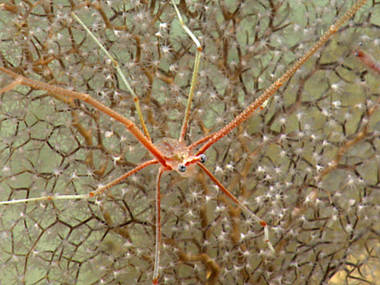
[0,159,159,205]
[194,0,368,156]
[197,162,274,252]
[0,67,168,167]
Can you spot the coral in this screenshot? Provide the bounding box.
[0,1,378,284]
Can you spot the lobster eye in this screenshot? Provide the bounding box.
[178,164,186,173]
[199,154,207,164]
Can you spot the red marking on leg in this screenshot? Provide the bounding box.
[354,49,380,75]
[354,49,365,58]
[89,192,95,198]
[152,278,158,285]
[260,220,267,227]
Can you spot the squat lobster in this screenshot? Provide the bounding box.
[0,0,368,283]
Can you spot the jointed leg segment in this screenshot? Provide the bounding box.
[197,162,275,252]
[194,0,369,156]
[71,12,151,141]
[0,67,168,167]
[0,77,23,94]
[153,168,164,284]
[0,159,158,205]
[170,0,203,143]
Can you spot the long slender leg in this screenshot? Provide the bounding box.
[0,77,23,94]
[152,168,165,284]
[171,0,202,143]
[193,0,368,156]
[188,133,214,151]
[188,98,272,151]
[197,162,275,252]
[0,67,168,166]
[0,159,158,205]
[71,12,151,141]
